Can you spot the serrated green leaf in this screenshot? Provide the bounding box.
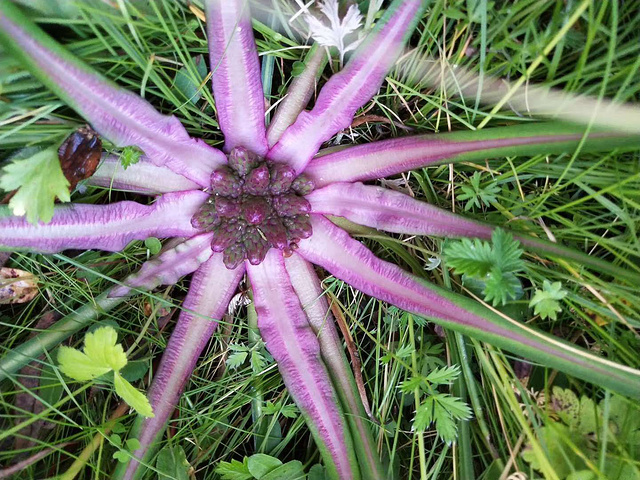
[400,376,424,394]
[483,269,521,306]
[251,350,265,371]
[491,229,524,273]
[530,280,568,320]
[57,346,111,381]
[226,351,248,369]
[458,172,499,211]
[444,238,494,277]
[119,146,142,169]
[446,229,524,306]
[433,402,458,445]
[425,365,461,385]
[414,394,471,445]
[280,404,299,419]
[215,458,252,480]
[247,454,282,478]
[113,372,154,418]
[395,344,414,359]
[414,396,435,432]
[262,401,298,419]
[0,147,70,224]
[436,394,472,421]
[83,327,127,372]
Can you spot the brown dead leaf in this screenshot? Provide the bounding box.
[58,126,102,191]
[350,114,412,131]
[0,267,38,304]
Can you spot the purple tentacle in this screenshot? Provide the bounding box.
[267,46,327,148]
[247,251,359,479]
[284,253,384,479]
[307,182,495,238]
[303,125,619,188]
[111,234,214,297]
[0,191,207,253]
[0,2,224,186]
[88,155,200,194]
[205,0,268,156]
[296,216,640,398]
[119,255,244,479]
[267,0,426,172]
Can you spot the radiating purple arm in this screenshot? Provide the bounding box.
[267,0,427,172]
[284,254,384,479]
[266,45,327,148]
[297,216,640,399]
[205,0,268,156]
[111,234,214,297]
[309,182,640,283]
[0,0,224,186]
[308,182,496,238]
[116,255,244,480]
[304,123,640,187]
[87,155,200,194]
[0,191,206,253]
[247,251,359,479]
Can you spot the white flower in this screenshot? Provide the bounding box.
[305,0,363,64]
[424,257,441,271]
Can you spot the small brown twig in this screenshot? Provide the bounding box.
[0,442,73,479]
[327,295,373,419]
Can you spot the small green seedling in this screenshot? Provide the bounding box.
[58,326,154,417]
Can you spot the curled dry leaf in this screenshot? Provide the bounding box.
[58,126,102,191]
[0,267,38,304]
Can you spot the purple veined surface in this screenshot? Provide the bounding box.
[307,182,495,238]
[266,46,327,148]
[248,250,359,479]
[284,253,384,479]
[296,215,640,398]
[267,0,427,172]
[88,155,201,195]
[0,3,225,186]
[110,233,215,297]
[206,0,268,156]
[303,124,632,187]
[0,191,207,253]
[120,255,245,479]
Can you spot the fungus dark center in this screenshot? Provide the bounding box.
[191,147,315,269]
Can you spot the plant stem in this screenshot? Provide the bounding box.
[0,292,126,381]
[407,315,427,479]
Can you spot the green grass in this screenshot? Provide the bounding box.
[1,0,640,478]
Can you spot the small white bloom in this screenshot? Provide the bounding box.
[305,0,363,64]
[424,257,441,271]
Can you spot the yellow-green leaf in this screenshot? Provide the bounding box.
[0,147,70,224]
[57,346,111,381]
[114,372,154,418]
[57,326,127,381]
[83,326,127,372]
